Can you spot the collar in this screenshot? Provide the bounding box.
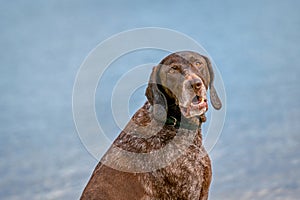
[164,115,201,130]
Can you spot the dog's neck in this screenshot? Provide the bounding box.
[108,102,204,156]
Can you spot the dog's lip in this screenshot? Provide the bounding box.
[180,95,207,108]
[179,95,208,117]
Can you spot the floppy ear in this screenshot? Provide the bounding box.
[203,56,222,110]
[145,66,167,121]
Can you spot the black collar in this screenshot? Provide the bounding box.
[162,103,202,130]
[164,115,201,130]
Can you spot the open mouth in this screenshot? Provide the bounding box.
[192,95,206,105]
[180,95,208,118]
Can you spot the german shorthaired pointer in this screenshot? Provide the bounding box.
[80,51,222,200]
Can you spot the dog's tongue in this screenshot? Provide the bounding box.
[192,96,199,105]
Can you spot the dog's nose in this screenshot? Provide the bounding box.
[190,79,202,91]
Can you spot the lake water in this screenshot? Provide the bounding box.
[1,0,300,199]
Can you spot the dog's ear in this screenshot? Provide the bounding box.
[203,56,222,110]
[145,66,167,121]
[146,66,167,106]
[146,66,159,105]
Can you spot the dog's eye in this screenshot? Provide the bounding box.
[195,61,202,67]
[169,65,179,73]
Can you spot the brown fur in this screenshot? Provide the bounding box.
[80,51,222,200]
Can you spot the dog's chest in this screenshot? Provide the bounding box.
[141,144,210,200]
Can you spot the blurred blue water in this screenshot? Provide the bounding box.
[0,0,300,199]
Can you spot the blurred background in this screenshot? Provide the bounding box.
[1,0,299,199]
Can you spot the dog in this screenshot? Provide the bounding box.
[80,51,222,200]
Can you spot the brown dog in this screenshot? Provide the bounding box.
[80,51,222,200]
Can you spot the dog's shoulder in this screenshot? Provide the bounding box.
[131,101,152,126]
[80,162,144,200]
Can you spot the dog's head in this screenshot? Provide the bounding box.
[146,51,222,120]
